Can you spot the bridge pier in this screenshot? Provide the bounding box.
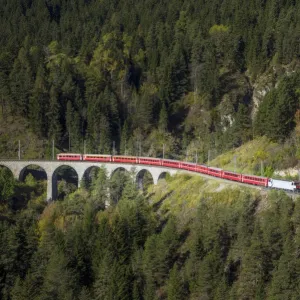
[47,178,53,202]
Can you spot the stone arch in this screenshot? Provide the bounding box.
[109,167,132,205]
[19,164,48,182]
[110,166,131,179]
[0,165,14,179]
[158,171,170,182]
[52,165,79,200]
[82,166,101,188]
[136,169,154,191]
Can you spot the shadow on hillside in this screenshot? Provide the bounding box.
[152,191,173,212]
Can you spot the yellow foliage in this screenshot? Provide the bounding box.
[140,82,158,95]
[47,40,59,55]
[209,24,229,35]
[254,150,268,160]
[38,203,58,242]
[134,49,146,65]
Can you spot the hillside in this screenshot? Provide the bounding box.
[2,1,300,298]
[210,136,299,178]
[1,0,300,161]
[0,169,299,299]
[0,112,56,159]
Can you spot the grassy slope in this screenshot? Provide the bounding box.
[148,174,261,224]
[147,174,263,261]
[210,136,298,178]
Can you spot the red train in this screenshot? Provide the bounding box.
[56,153,269,187]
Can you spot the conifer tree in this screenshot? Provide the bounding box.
[159,102,168,132]
[167,264,185,300]
[48,86,62,143]
[29,64,48,136]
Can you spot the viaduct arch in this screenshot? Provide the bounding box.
[0,160,177,202]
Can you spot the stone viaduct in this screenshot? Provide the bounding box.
[0,160,178,202]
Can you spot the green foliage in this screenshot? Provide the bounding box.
[0,167,15,202]
[2,171,300,299]
[167,264,185,300]
[2,0,300,158]
[254,72,300,142]
[25,173,36,187]
[90,167,109,209]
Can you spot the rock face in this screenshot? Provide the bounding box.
[216,72,253,131]
[250,63,300,119]
[251,85,270,119]
[250,71,277,119]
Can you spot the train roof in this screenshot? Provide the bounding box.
[113,155,137,158]
[83,154,112,156]
[162,158,183,163]
[223,170,240,174]
[243,174,267,179]
[207,166,223,171]
[138,156,161,160]
[57,153,82,155]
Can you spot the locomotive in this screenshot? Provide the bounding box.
[57,153,300,192]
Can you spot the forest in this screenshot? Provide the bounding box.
[2,0,300,299]
[1,166,300,300]
[1,0,300,161]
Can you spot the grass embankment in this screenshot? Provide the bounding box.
[210,136,298,178]
[148,173,260,224]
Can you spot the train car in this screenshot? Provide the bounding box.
[112,155,138,164]
[207,166,223,177]
[83,154,112,162]
[222,170,242,182]
[242,174,268,187]
[57,153,82,161]
[181,162,197,171]
[138,157,162,166]
[268,179,297,191]
[196,165,208,174]
[292,181,300,190]
[161,159,181,169]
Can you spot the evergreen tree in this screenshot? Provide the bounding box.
[167,264,185,300]
[48,86,62,143]
[236,224,268,299]
[39,250,75,300]
[0,167,15,202]
[159,102,168,132]
[29,64,48,136]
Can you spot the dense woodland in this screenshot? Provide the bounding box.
[1,166,300,300]
[1,0,300,160]
[2,0,300,299]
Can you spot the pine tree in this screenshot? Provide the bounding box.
[236,224,268,299]
[120,121,130,155]
[269,234,296,299]
[0,167,15,202]
[29,64,48,136]
[159,102,168,132]
[167,264,185,300]
[39,249,75,300]
[48,86,62,143]
[9,48,33,116]
[91,167,109,209]
[66,100,74,150]
[99,114,111,154]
